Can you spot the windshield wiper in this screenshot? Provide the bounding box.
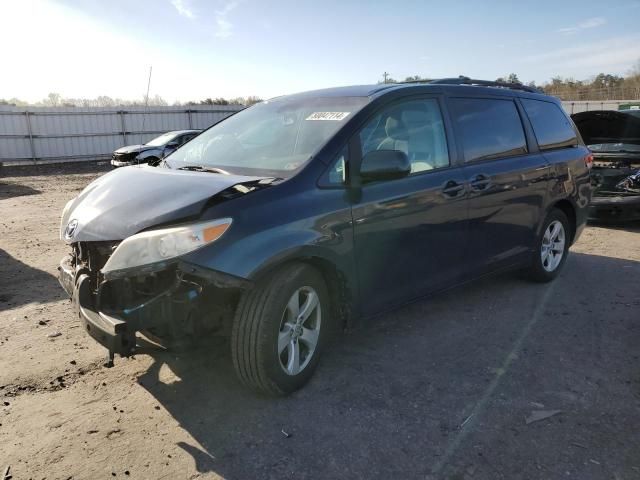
[177,165,231,175]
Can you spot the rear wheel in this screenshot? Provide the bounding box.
[524,209,570,282]
[231,263,329,395]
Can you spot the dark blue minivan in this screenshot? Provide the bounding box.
[58,78,592,395]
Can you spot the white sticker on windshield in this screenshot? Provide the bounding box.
[305,112,350,121]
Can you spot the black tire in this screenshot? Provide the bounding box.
[524,209,571,283]
[231,263,330,396]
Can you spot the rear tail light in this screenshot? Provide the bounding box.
[584,152,593,169]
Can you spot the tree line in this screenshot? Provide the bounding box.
[0,93,263,108]
[380,61,640,101]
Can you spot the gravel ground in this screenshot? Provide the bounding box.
[1,163,639,480]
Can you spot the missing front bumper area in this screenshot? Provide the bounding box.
[73,273,133,366]
[58,256,247,365]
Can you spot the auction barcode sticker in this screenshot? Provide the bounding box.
[305,112,350,121]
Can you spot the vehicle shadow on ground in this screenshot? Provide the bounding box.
[0,182,41,200]
[0,249,64,311]
[137,252,640,479]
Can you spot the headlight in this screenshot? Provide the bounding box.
[102,218,232,274]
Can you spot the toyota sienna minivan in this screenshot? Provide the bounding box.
[58,77,592,395]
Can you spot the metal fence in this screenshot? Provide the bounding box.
[0,105,243,165]
[0,100,636,166]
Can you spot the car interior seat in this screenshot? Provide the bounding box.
[377,114,410,158]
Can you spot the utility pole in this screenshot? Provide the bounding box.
[383,72,390,84]
[144,66,153,105]
[140,66,153,165]
[141,65,153,138]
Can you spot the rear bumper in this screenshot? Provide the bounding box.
[588,195,640,222]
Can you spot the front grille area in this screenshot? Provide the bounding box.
[72,241,120,291]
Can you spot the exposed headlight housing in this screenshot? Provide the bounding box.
[102,218,232,275]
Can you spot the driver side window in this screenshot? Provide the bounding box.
[359,98,450,174]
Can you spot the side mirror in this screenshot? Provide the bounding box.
[360,150,411,183]
[166,141,180,148]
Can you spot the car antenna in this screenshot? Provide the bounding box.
[139,65,153,165]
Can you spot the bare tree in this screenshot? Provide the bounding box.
[40,92,62,107]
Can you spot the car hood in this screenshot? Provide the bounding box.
[571,110,640,149]
[114,145,156,155]
[60,165,266,243]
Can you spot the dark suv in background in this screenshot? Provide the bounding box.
[58,78,592,395]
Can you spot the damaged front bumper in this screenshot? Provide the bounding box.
[110,159,136,168]
[58,254,248,365]
[59,256,133,362]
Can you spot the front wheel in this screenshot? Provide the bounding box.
[231,263,329,395]
[524,209,571,282]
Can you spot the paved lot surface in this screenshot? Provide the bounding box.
[1,164,639,480]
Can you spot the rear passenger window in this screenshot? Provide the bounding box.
[450,98,527,162]
[521,99,577,150]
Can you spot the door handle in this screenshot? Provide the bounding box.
[442,180,465,197]
[469,174,492,191]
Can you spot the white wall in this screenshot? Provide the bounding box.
[0,105,243,165]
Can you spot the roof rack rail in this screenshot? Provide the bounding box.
[396,78,435,84]
[426,76,540,93]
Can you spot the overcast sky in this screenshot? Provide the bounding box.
[2,0,640,103]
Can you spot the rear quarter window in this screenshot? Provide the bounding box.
[449,98,527,162]
[521,99,577,150]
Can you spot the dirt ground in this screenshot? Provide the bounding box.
[1,163,639,480]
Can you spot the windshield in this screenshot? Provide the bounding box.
[166,96,369,177]
[146,132,178,147]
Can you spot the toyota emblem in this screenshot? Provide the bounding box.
[64,219,79,240]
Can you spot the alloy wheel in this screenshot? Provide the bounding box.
[541,220,565,272]
[278,286,322,376]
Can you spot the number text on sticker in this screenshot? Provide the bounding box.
[306,112,350,121]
